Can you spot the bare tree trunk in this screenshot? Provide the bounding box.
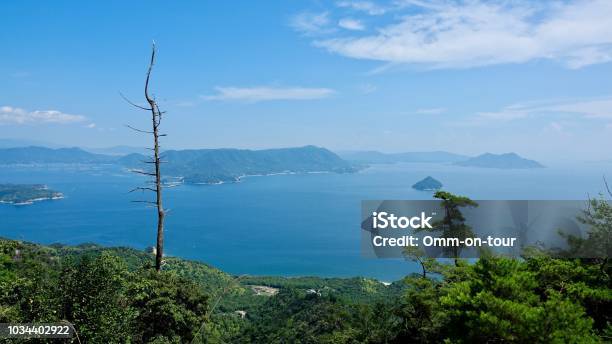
[144,44,165,271]
[124,42,166,272]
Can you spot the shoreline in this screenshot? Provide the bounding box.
[179,170,338,186]
[0,235,404,283]
[0,194,64,206]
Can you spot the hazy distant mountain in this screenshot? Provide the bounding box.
[454,153,544,169]
[338,150,468,164]
[0,146,117,164]
[0,138,62,149]
[84,145,150,156]
[120,145,360,184]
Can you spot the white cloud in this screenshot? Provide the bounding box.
[0,106,86,125]
[202,86,335,102]
[338,18,365,31]
[465,96,612,126]
[336,1,387,15]
[311,0,612,69]
[290,12,332,36]
[546,98,612,119]
[416,107,446,115]
[86,123,96,128]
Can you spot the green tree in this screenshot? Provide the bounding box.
[128,270,209,343]
[439,257,598,343]
[430,191,478,264]
[394,276,445,343]
[403,246,446,278]
[59,252,135,343]
[526,256,611,337]
[568,195,612,269]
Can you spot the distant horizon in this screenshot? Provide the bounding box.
[0,137,600,163]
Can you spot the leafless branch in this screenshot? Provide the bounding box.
[129,169,157,177]
[145,41,156,105]
[125,124,154,134]
[119,92,152,111]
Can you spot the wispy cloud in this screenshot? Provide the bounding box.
[338,18,365,31]
[416,107,447,115]
[545,98,612,119]
[459,96,612,127]
[202,86,335,102]
[290,12,332,36]
[0,106,87,125]
[306,0,612,69]
[480,98,612,121]
[336,1,387,15]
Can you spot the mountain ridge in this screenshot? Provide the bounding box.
[454,152,544,169]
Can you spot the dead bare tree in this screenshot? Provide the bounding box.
[123,42,166,271]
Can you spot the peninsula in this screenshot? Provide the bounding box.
[0,184,63,205]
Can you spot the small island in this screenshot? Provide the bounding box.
[412,176,443,191]
[0,184,63,205]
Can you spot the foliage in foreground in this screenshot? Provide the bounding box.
[1,237,609,343]
[0,242,209,343]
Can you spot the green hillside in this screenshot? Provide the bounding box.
[1,233,609,343]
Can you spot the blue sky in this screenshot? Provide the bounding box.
[1,0,612,161]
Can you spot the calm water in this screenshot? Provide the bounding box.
[1,162,611,281]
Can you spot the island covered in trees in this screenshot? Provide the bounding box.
[119,145,361,184]
[0,184,63,205]
[412,176,443,191]
[0,145,361,185]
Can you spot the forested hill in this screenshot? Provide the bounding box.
[2,234,609,343]
[0,238,405,342]
[0,146,116,164]
[0,145,360,184]
[119,145,361,184]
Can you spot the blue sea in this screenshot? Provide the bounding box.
[1,162,611,281]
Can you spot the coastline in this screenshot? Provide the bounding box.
[0,194,64,206]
